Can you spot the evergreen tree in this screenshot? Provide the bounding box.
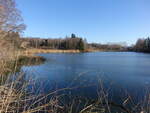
[78,39,85,51]
[71,33,76,38]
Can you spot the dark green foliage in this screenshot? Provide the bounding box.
[78,39,85,51]
[71,33,76,38]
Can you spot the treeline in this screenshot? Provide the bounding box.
[88,43,127,51]
[21,36,130,52]
[134,37,150,52]
[21,34,87,51]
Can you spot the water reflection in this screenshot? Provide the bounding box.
[22,52,150,105]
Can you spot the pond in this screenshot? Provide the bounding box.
[21,52,150,109]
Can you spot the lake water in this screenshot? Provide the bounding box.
[22,52,150,106]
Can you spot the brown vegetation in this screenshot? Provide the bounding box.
[23,49,81,55]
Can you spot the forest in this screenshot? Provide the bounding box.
[21,34,87,51]
[20,35,129,52]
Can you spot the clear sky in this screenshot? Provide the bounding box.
[16,0,150,45]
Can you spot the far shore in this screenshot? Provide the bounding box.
[22,48,127,56]
[22,48,100,55]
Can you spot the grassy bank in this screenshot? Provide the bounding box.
[0,51,46,76]
[21,48,127,56]
[21,48,111,55]
[23,49,83,55]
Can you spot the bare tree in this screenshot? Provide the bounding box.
[0,0,25,60]
[134,38,145,52]
[0,0,25,40]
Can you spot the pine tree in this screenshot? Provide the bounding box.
[78,39,84,51]
[71,33,76,38]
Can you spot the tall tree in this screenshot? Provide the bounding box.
[78,39,85,51]
[0,0,25,58]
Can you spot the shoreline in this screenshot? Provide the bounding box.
[22,48,130,56]
[23,49,90,55]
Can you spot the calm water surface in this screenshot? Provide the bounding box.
[22,52,150,103]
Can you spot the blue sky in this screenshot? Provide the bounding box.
[16,0,150,45]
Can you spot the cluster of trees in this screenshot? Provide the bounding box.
[134,37,150,52]
[21,34,87,51]
[88,43,127,51]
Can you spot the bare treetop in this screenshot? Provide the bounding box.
[0,0,25,33]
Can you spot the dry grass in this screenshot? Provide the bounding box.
[23,49,81,55]
[21,48,103,55]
